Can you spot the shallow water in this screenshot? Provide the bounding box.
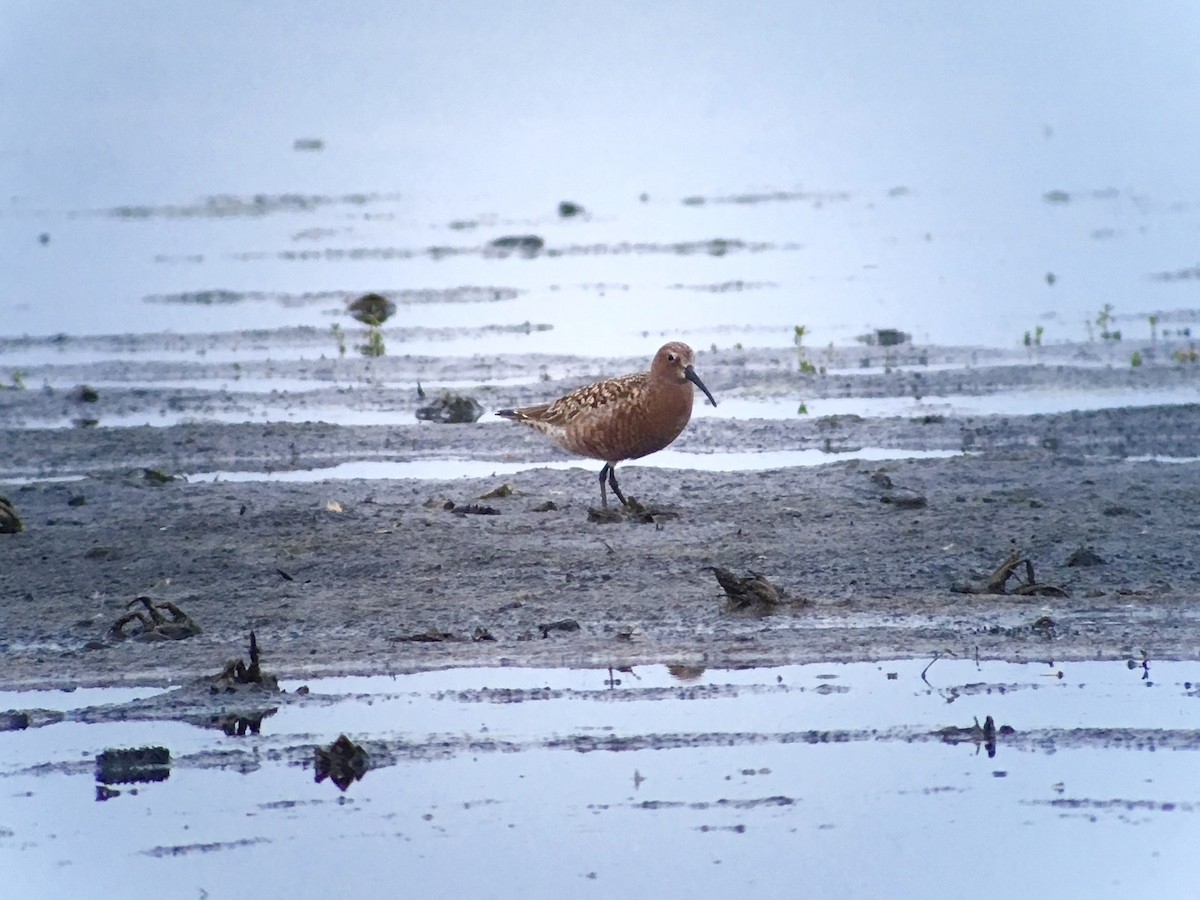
[1,660,1196,899]
[8,378,1199,432]
[182,448,962,483]
[5,7,1200,431]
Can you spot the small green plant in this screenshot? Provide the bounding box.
[1171,347,1198,364]
[331,323,347,357]
[1022,324,1041,360]
[1148,314,1159,345]
[794,325,824,374]
[357,325,385,358]
[1130,350,1142,367]
[797,402,809,415]
[1096,303,1120,342]
[10,369,26,389]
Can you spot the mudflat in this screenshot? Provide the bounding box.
[2,340,1199,690]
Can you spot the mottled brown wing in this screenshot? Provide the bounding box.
[534,372,647,427]
[496,402,552,422]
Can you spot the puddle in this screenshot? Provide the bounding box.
[14,407,426,431]
[30,375,540,395]
[703,387,1200,421]
[8,377,1199,433]
[183,448,962,483]
[1,660,1197,898]
[0,474,87,487]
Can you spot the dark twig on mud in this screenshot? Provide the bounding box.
[108,596,202,642]
[210,632,278,693]
[921,649,958,684]
[955,549,1069,597]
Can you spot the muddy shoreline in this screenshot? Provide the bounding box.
[3,341,1200,692]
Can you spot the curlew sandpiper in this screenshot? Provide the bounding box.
[497,341,717,507]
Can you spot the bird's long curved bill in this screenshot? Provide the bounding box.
[684,365,718,407]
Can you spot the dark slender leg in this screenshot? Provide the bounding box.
[606,464,630,508]
[598,463,631,508]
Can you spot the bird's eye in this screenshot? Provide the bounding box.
[667,353,677,362]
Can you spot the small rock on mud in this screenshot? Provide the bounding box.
[869,470,894,489]
[416,392,483,424]
[392,628,461,643]
[488,234,544,257]
[452,503,499,516]
[347,292,396,325]
[710,567,787,612]
[0,496,22,533]
[1066,546,1106,567]
[588,499,678,525]
[881,489,927,509]
[0,710,31,731]
[539,618,581,637]
[479,483,513,499]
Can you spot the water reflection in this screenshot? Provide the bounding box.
[94,746,171,802]
[2,660,1198,899]
[314,735,370,792]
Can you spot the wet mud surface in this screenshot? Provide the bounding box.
[3,340,1200,696]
